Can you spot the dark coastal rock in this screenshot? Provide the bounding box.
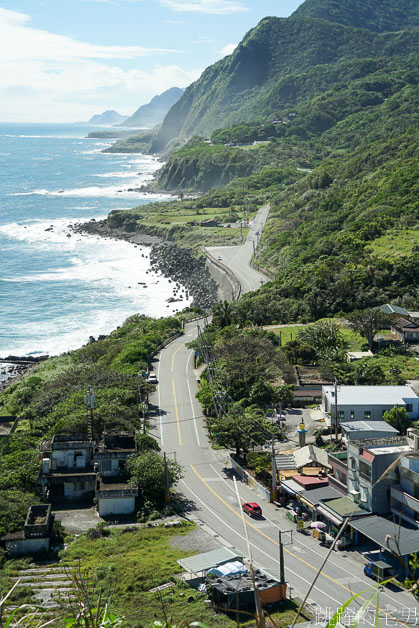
[72,220,219,310]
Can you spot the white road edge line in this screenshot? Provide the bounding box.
[180,478,344,609]
[157,356,164,447]
[207,464,411,612]
[186,349,200,447]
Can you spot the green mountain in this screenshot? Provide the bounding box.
[121,87,184,128]
[150,1,418,153]
[293,0,419,32]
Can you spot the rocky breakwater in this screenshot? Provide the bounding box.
[149,242,219,310]
[72,219,219,310]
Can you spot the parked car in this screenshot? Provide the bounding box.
[242,502,262,518]
[147,373,158,384]
[217,256,222,261]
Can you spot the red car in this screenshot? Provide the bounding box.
[242,502,262,518]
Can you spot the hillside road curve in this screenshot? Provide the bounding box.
[206,203,270,294]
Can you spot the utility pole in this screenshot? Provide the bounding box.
[334,377,339,441]
[84,386,95,441]
[163,452,170,504]
[271,430,277,503]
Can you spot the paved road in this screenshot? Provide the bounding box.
[206,204,270,294]
[149,323,416,626]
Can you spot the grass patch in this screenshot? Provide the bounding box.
[53,523,308,627]
[366,228,419,259]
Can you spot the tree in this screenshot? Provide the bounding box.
[212,300,235,328]
[274,384,294,408]
[136,433,160,453]
[354,360,385,385]
[383,405,410,434]
[127,451,183,505]
[282,339,317,365]
[211,403,274,458]
[297,321,348,363]
[346,308,391,351]
[196,378,214,416]
[214,331,278,400]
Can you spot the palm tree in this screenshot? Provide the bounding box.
[212,300,235,328]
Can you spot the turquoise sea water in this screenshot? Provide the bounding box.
[0,123,184,358]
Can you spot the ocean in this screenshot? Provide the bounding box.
[0,123,187,359]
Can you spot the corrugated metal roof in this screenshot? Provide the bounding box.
[320,496,367,517]
[322,385,418,406]
[297,486,342,506]
[350,515,419,556]
[177,547,244,573]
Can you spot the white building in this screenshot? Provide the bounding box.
[322,385,419,424]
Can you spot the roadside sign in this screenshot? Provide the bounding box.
[297,519,304,531]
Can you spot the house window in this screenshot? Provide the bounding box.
[101,460,111,473]
[349,457,356,470]
[359,461,371,481]
[338,411,345,420]
[350,410,355,420]
[364,411,372,420]
[406,404,413,413]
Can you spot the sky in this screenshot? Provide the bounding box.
[0,0,304,123]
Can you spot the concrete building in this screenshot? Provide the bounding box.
[346,436,412,514]
[39,431,139,515]
[1,504,53,556]
[94,431,138,516]
[390,431,419,527]
[321,385,419,423]
[38,435,96,499]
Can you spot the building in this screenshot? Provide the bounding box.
[390,436,419,527]
[327,451,348,493]
[321,385,419,423]
[377,304,409,319]
[39,431,139,516]
[38,435,96,499]
[340,420,399,443]
[1,504,53,556]
[94,431,138,516]
[391,317,419,343]
[346,436,412,514]
[347,351,373,362]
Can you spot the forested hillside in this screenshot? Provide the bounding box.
[293,0,419,32]
[151,6,418,152]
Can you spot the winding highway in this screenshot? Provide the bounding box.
[148,326,416,626]
[206,203,271,294]
[147,203,416,625]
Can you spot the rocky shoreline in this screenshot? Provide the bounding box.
[72,219,219,310]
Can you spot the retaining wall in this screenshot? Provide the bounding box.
[228,456,271,502]
[204,251,241,302]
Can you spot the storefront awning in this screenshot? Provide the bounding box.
[297,496,314,509]
[280,479,304,496]
[317,506,342,526]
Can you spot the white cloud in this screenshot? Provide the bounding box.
[219,43,237,56]
[160,0,249,14]
[0,8,200,122]
[0,8,179,62]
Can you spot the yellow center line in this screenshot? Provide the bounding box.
[189,464,407,626]
[171,343,184,373]
[172,379,182,446]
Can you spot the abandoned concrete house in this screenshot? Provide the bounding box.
[38,431,138,515]
[0,504,53,556]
